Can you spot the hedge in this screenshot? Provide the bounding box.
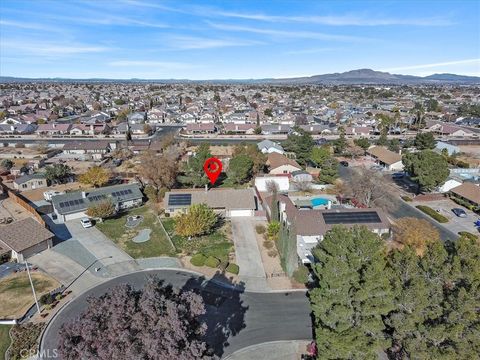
[190,253,207,267]
[292,265,309,284]
[204,256,221,268]
[416,205,449,223]
[226,263,239,275]
[401,196,413,202]
[458,231,478,241]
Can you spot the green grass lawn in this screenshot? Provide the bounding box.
[162,218,233,262]
[0,325,11,359]
[96,206,175,258]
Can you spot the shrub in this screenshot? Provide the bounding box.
[204,256,220,268]
[451,196,478,212]
[39,292,55,305]
[263,240,274,249]
[267,249,278,258]
[292,265,309,284]
[190,253,207,267]
[458,231,478,241]
[415,205,449,223]
[225,263,239,275]
[9,323,45,360]
[401,196,413,202]
[255,224,266,234]
[267,221,281,241]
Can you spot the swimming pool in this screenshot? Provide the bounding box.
[311,197,330,207]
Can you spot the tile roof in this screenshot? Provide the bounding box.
[0,218,53,253]
[267,153,301,170]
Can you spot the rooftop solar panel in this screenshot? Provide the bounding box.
[59,202,65,208]
[168,193,192,206]
[322,211,381,225]
[127,189,133,194]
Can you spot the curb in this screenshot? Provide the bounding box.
[223,340,311,360]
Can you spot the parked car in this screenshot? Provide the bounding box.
[392,172,405,179]
[80,218,93,228]
[339,161,349,167]
[452,208,467,218]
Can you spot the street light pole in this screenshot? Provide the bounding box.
[25,260,41,314]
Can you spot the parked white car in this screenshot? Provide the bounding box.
[80,218,93,228]
[43,190,64,201]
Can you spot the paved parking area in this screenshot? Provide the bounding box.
[412,198,479,235]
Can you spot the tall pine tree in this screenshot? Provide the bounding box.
[310,226,394,359]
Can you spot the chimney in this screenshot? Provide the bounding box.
[81,191,86,198]
[205,184,208,192]
[52,123,56,128]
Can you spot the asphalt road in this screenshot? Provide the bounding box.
[40,270,312,359]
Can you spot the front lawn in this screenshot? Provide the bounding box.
[0,325,11,359]
[96,206,175,258]
[0,272,59,319]
[162,218,233,262]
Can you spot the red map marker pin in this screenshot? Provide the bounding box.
[204,157,222,185]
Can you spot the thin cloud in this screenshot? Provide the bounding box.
[165,35,264,50]
[0,20,61,32]
[285,47,340,55]
[207,22,374,42]
[1,40,111,56]
[212,11,453,26]
[109,60,198,69]
[383,59,480,72]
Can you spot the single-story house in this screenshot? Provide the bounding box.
[13,173,48,191]
[257,139,285,154]
[366,146,404,171]
[435,141,460,156]
[164,188,257,217]
[52,183,144,222]
[291,170,313,183]
[223,123,256,134]
[450,182,480,208]
[36,123,72,135]
[62,141,111,160]
[267,194,390,264]
[0,218,54,262]
[185,123,216,134]
[267,153,302,174]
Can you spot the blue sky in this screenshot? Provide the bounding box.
[0,0,479,79]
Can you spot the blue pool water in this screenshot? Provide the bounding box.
[311,198,330,207]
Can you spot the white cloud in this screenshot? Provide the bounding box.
[0,20,61,32]
[1,40,110,56]
[165,35,264,50]
[383,59,480,72]
[207,22,373,42]
[108,60,197,69]
[284,47,340,55]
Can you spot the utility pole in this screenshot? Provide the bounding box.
[25,261,41,314]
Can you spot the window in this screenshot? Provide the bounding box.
[22,184,27,188]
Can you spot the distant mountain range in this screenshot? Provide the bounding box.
[1,69,479,84]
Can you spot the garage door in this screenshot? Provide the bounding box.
[64,211,87,222]
[229,209,254,217]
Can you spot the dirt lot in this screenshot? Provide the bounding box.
[0,271,59,319]
[0,197,33,221]
[21,182,84,202]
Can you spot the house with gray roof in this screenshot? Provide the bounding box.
[52,183,143,222]
[13,173,47,191]
[257,139,284,154]
[164,188,257,217]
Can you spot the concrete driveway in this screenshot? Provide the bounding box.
[231,217,268,290]
[64,221,133,266]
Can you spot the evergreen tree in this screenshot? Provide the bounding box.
[178,143,212,188]
[402,150,449,192]
[310,226,394,359]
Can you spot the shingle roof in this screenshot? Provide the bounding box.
[13,173,46,185]
[267,153,301,170]
[52,183,143,215]
[164,188,256,211]
[366,146,402,165]
[450,182,480,205]
[0,218,53,252]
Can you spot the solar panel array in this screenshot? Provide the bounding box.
[168,194,192,206]
[88,194,107,202]
[111,189,133,197]
[322,211,381,225]
[58,198,85,211]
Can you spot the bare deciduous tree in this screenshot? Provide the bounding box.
[58,277,210,360]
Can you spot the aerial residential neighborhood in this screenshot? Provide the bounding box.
[0,0,479,360]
